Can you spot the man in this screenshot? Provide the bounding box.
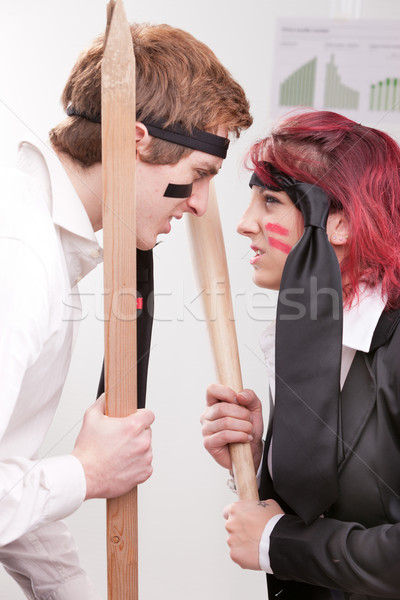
[0,23,252,599]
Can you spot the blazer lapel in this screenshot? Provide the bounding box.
[338,351,376,472]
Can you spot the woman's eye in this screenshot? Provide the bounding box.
[263,194,280,205]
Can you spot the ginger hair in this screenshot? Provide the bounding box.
[49,23,252,167]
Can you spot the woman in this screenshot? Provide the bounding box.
[201,110,400,600]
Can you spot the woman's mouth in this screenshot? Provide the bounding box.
[250,246,265,264]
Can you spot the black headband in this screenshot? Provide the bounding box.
[249,163,298,192]
[141,119,230,159]
[66,105,230,158]
[251,162,343,524]
[67,105,101,124]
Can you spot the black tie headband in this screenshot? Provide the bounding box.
[250,163,343,524]
[66,105,230,159]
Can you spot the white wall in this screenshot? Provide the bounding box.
[1,1,400,598]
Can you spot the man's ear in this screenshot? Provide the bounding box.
[327,211,350,246]
[136,122,151,158]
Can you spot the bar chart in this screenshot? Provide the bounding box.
[369,78,400,111]
[271,19,400,123]
[324,55,359,110]
[279,57,317,106]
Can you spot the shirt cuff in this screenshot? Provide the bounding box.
[259,513,285,573]
[41,455,87,523]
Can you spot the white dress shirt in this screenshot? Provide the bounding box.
[257,286,386,573]
[0,139,103,599]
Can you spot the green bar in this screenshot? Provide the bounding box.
[370,84,375,110]
[284,77,289,106]
[285,75,290,105]
[289,70,294,105]
[297,61,308,104]
[294,69,301,105]
[330,55,335,107]
[385,78,390,111]
[378,81,383,110]
[290,70,295,105]
[287,73,291,105]
[284,79,289,105]
[311,57,316,106]
[333,63,339,107]
[325,56,333,107]
[305,60,311,105]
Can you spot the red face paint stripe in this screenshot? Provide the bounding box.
[268,237,292,255]
[265,222,289,236]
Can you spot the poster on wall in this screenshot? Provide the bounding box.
[271,19,400,125]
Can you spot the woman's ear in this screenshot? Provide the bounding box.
[327,211,350,246]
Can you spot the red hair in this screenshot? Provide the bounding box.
[249,110,400,310]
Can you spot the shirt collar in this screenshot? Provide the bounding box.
[259,285,386,358]
[18,138,100,242]
[17,138,103,284]
[342,284,386,352]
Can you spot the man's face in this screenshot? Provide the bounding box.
[135,125,228,250]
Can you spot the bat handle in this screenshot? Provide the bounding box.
[230,442,259,500]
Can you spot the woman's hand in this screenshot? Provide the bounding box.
[200,384,264,471]
[223,499,285,570]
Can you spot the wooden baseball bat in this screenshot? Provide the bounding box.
[187,182,259,501]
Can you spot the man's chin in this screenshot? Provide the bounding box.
[136,238,155,251]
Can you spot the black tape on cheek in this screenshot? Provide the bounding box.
[164,182,193,198]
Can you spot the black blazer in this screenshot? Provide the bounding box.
[260,308,400,600]
[97,249,154,409]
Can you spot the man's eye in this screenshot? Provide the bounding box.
[196,170,208,179]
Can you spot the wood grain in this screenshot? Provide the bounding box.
[187,182,259,501]
[101,1,138,598]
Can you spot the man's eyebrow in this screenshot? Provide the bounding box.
[197,163,221,176]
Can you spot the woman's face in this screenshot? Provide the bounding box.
[237,185,304,290]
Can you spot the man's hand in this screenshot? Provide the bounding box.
[223,499,284,570]
[72,394,155,500]
[200,384,264,471]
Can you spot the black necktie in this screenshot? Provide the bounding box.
[250,168,343,524]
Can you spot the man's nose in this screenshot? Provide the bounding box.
[187,182,209,217]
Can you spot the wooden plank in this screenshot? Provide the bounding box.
[101,1,138,598]
[187,182,259,501]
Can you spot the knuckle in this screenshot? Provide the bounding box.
[83,406,93,420]
[138,437,150,454]
[219,430,230,444]
[203,437,216,454]
[144,465,153,480]
[229,503,238,515]
[222,416,234,430]
[201,422,212,438]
